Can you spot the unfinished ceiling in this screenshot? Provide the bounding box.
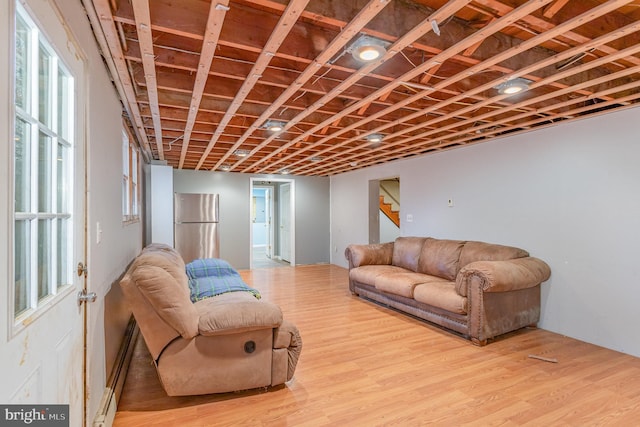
[87,0,640,176]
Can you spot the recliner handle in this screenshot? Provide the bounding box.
[244,340,256,354]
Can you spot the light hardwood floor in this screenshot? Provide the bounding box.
[114,265,640,426]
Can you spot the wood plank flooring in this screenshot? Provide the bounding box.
[114,265,640,426]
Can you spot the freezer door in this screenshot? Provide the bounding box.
[174,193,219,223]
[174,223,220,263]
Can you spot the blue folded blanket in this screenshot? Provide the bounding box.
[185,258,261,302]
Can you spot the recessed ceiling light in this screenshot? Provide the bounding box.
[348,35,390,62]
[280,168,290,175]
[234,149,250,157]
[495,77,532,95]
[366,133,384,143]
[310,156,323,162]
[219,164,231,171]
[263,120,286,132]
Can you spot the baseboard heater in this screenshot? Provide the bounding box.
[93,316,139,427]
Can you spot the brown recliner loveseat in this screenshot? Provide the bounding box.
[120,243,302,396]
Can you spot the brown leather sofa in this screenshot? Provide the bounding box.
[120,243,302,396]
[345,237,551,345]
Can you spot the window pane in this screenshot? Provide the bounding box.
[132,183,138,216]
[56,143,68,213]
[122,177,129,217]
[15,117,30,212]
[122,136,129,175]
[14,220,30,315]
[57,67,71,140]
[14,4,77,320]
[15,14,29,111]
[38,219,51,300]
[131,148,138,216]
[57,218,70,286]
[38,42,52,127]
[131,148,137,183]
[38,132,51,212]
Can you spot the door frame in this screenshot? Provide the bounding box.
[249,177,295,268]
[369,176,401,244]
[251,184,274,258]
[3,0,88,424]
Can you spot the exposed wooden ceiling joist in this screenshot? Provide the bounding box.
[178,0,229,168]
[88,0,640,175]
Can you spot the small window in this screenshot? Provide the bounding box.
[122,127,140,222]
[13,3,75,319]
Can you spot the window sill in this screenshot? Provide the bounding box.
[122,216,140,226]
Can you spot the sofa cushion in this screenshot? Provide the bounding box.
[414,281,467,314]
[375,273,447,298]
[458,241,529,268]
[350,265,408,286]
[131,265,199,339]
[417,238,465,280]
[195,292,282,336]
[131,250,189,289]
[346,242,394,268]
[392,237,426,272]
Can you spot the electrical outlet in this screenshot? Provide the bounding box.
[406,214,413,222]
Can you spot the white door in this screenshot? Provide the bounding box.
[279,183,291,262]
[3,2,87,425]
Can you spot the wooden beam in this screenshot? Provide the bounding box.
[88,0,152,158]
[131,0,164,159]
[333,88,640,176]
[178,0,229,169]
[276,0,631,175]
[246,0,476,173]
[216,0,393,172]
[253,0,555,174]
[472,0,640,68]
[543,0,571,19]
[462,18,495,57]
[314,49,640,176]
[419,63,442,85]
[357,102,372,116]
[195,0,311,170]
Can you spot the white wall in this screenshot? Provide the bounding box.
[0,0,143,424]
[145,164,174,246]
[174,170,330,269]
[379,212,400,243]
[331,106,640,357]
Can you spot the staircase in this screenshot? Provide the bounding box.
[379,195,400,227]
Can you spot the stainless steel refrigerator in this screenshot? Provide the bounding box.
[174,193,220,262]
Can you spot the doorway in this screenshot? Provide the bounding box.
[369,177,400,244]
[252,185,274,260]
[6,1,88,425]
[249,178,295,268]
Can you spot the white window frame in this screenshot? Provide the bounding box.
[11,2,75,324]
[122,126,140,223]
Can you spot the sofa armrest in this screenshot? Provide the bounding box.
[273,320,302,382]
[195,293,283,336]
[455,257,551,296]
[344,242,394,268]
